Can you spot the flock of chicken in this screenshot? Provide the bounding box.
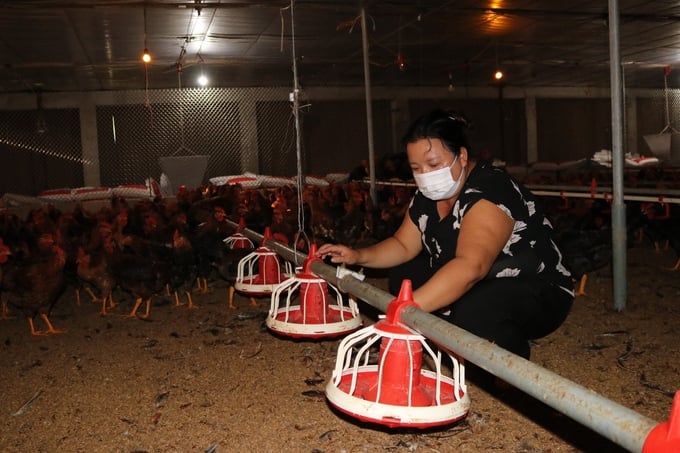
[0,181,399,336]
[0,177,678,336]
[0,185,249,335]
[545,196,680,295]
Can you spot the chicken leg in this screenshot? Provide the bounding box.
[1,300,14,320]
[195,277,210,294]
[123,297,145,319]
[75,286,99,306]
[574,274,588,297]
[99,292,116,316]
[228,286,237,309]
[139,298,152,319]
[227,286,258,309]
[174,291,198,309]
[28,313,65,336]
[174,291,184,307]
[185,291,198,309]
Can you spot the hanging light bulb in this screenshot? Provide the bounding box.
[396,50,407,72]
[196,52,208,86]
[493,40,503,82]
[197,60,208,86]
[141,5,151,63]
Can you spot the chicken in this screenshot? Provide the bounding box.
[644,203,680,270]
[334,187,375,248]
[190,206,238,294]
[551,199,612,296]
[666,228,680,271]
[2,234,68,336]
[303,186,335,242]
[213,240,255,309]
[166,229,199,309]
[54,209,97,307]
[638,202,672,252]
[76,246,117,315]
[108,245,172,319]
[559,228,612,296]
[0,237,12,319]
[552,198,646,296]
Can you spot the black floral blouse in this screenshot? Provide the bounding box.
[408,163,574,297]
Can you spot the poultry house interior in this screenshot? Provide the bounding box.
[1,172,680,452]
[2,2,680,450]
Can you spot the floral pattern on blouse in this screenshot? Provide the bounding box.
[409,163,574,297]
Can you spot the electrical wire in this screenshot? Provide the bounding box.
[285,0,310,260]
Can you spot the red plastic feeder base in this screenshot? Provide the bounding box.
[234,276,288,296]
[326,367,469,429]
[266,306,362,339]
[324,278,470,429]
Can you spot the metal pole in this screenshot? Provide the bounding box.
[228,220,658,452]
[608,0,628,312]
[360,7,378,207]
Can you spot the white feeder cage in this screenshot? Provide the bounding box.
[266,244,362,339]
[325,280,470,429]
[223,218,254,250]
[234,227,293,296]
[224,233,254,250]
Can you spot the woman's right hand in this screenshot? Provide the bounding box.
[316,243,360,265]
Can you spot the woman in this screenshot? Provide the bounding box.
[317,109,574,360]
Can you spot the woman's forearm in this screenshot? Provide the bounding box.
[356,236,418,269]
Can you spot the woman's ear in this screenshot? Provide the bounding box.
[459,147,469,167]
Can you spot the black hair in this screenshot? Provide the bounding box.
[401,109,473,157]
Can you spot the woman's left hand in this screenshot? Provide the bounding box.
[316,243,359,265]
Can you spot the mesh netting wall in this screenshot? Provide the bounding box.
[0,87,393,196]
[97,87,293,188]
[0,108,82,196]
[2,87,680,197]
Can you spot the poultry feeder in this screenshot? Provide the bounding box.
[325,279,470,429]
[223,218,254,250]
[266,243,362,339]
[234,227,293,296]
[643,67,680,165]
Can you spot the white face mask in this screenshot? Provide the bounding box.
[413,155,463,200]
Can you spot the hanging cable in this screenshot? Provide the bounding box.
[143,2,154,127]
[284,0,310,262]
[661,66,678,134]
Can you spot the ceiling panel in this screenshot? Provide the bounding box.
[1,0,680,93]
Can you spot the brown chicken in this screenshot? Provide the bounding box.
[108,245,171,319]
[76,246,116,315]
[166,229,199,309]
[0,237,12,319]
[2,234,67,335]
[213,240,255,309]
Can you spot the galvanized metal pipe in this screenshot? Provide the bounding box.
[360,7,378,207]
[229,221,658,452]
[608,0,628,313]
[359,178,680,204]
[529,190,680,205]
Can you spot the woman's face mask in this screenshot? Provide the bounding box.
[413,155,463,200]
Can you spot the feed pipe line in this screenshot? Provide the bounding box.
[227,220,676,453]
[525,184,680,205]
[358,178,680,205]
